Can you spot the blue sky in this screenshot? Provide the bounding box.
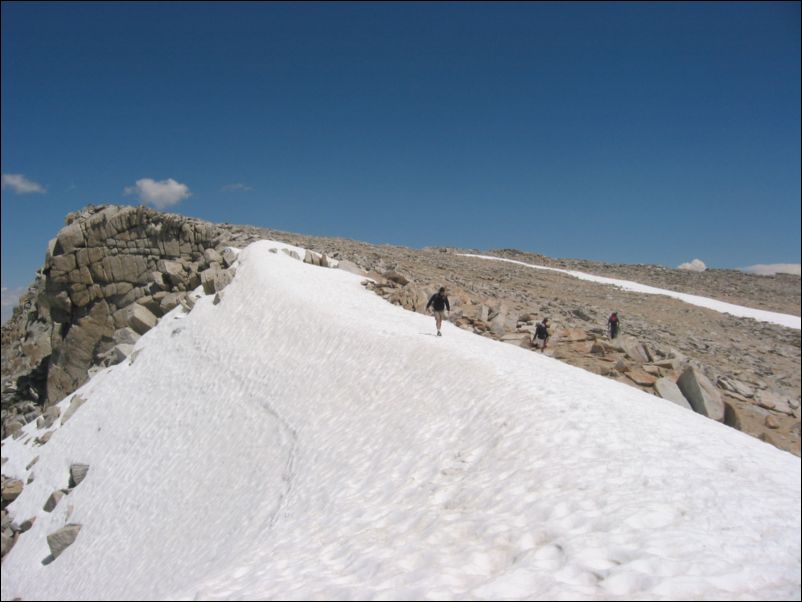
[2,2,800,319]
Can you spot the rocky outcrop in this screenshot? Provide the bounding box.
[43,490,67,513]
[2,205,245,437]
[37,205,231,404]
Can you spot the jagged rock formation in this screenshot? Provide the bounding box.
[2,205,234,410]
[2,204,800,465]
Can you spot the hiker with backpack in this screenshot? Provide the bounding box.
[608,312,620,339]
[533,317,551,351]
[426,287,450,337]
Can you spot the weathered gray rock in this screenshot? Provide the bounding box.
[159,292,183,313]
[717,376,755,398]
[44,489,67,512]
[36,431,53,445]
[555,328,589,342]
[158,259,187,287]
[303,249,321,266]
[179,295,194,312]
[108,344,134,364]
[653,358,682,371]
[3,418,25,438]
[383,270,410,286]
[46,524,81,559]
[50,253,77,274]
[47,300,115,403]
[590,341,607,355]
[336,259,363,275]
[113,327,140,346]
[214,268,235,293]
[128,304,158,335]
[200,266,235,295]
[40,406,61,429]
[55,222,85,254]
[571,308,593,322]
[387,284,431,314]
[1,480,24,503]
[136,295,164,318]
[200,266,221,294]
[500,333,531,347]
[620,336,650,363]
[222,247,239,267]
[677,367,725,421]
[69,464,90,487]
[149,271,167,290]
[489,304,513,336]
[655,377,693,410]
[625,369,657,387]
[203,248,223,265]
[755,390,796,416]
[1,531,14,557]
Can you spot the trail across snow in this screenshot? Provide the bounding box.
[459,253,802,330]
[1,241,800,601]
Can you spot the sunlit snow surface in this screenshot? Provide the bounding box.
[2,241,799,601]
[459,253,802,330]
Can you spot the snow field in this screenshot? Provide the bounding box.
[1,240,799,601]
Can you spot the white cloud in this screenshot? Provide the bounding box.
[222,183,254,192]
[1,286,25,324]
[741,263,801,276]
[124,178,191,209]
[1,173,46,194]
[678,258,707,272]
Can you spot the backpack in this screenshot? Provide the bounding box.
[535,322,548,340]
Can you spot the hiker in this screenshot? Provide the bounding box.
[533,317,551,351]
[607,312,620,339]
[426,287,450,336]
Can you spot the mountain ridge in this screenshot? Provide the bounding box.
[2,204,800,460]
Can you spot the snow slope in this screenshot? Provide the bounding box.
[460,254,802,330]
[2,241,800,601]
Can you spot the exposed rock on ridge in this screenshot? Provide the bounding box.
[2,204,235,411]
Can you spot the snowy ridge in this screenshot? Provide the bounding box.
[460,253,802,330]
[1,241,800,601]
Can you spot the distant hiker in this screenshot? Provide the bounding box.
[608,312,620,339]
[533,317,551,351]
[426,287,450,337]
